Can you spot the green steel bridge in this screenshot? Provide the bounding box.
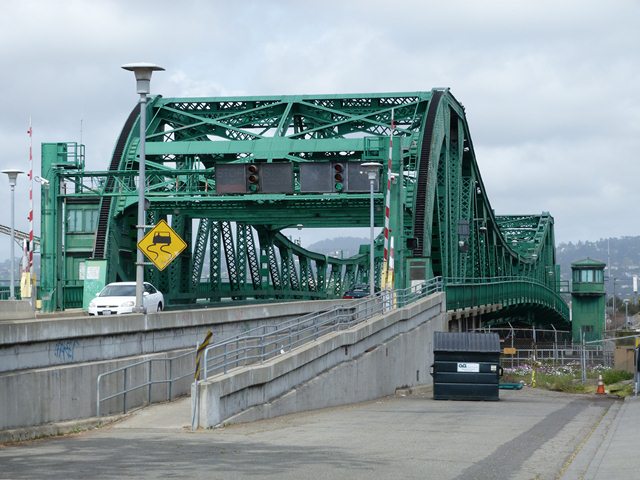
[39,88,569,328]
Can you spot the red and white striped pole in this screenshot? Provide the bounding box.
[389,236,395,305]
[27,119,34,300]
[382,109,395,287]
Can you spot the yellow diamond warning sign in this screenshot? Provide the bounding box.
[137,219,187,271]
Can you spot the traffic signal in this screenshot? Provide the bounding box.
[333,163,344,191]
[298,161,380,193]
[247,164,259,192]
[218,163,293,194]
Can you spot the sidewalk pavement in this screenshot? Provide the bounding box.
[562,395,640,479]
[1,388,635,479]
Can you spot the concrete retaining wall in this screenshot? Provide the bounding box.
[192,292,446,428]
[0,300,345,373]
[0,300,346,430]
[0,300,34,321]
[0,349,194,430]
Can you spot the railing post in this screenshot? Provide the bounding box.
[223,343,228,374]
[203,343,208,380]
[96,375,101,417]
[123,368,128,414]
[168,358,173,401]
[581,332,586,384]
[551,325,558,368]
[148,361,152,406]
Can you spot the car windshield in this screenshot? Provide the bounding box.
[100,285,136,297]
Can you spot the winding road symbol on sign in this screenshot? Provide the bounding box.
[145,232,172,261]
[137,220,187,271]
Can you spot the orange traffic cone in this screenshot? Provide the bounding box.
[596,374,605,395]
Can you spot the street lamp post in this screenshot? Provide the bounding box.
[121,63,164,313]
[624,299,630,327]
[360,162,382,297]
[2,169,24,300]
[613,277,618,327]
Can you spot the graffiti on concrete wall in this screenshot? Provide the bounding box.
[53,339,79,361]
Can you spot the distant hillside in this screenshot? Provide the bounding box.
[309,235,640,299]
[556,236,640,298]
[307,237,368,258]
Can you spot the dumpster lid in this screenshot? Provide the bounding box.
[433,332,501,353]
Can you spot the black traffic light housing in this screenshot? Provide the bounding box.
[247,164,260,192]
[333,162,344,191]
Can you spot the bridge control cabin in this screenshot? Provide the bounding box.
[570,258,606,342]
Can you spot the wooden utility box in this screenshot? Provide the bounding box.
[614,346,636,374]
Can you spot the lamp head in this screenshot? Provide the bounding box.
[121,63,165,95]
[2,169,24,186]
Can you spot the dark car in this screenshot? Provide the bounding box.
[342,284,370,299]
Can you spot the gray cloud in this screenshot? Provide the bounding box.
[0,0,638,253]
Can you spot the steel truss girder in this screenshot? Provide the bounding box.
[406,89,567,323]
[40,89,568,326]
[221,221,239,291]
[209,221,221,298]
[192,218,211,289]
[244,225,261,289]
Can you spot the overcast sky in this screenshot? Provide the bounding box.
[0,0,638,257]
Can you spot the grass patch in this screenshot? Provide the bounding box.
[602,369,634,384]
[503,365,634,396]
[541,374,587,394]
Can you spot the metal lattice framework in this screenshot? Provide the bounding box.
[39,89,568,326]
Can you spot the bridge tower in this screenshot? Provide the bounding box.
[570,258,606,342]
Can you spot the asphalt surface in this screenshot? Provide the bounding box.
[0,388,628,480]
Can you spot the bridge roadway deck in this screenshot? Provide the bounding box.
[1,388,636,479]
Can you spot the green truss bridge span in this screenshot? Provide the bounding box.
[39,88,569,328]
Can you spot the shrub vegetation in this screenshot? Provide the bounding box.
[502,363,633,396]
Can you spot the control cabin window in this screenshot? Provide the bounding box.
[66,208,99,233]
[573,269,603,283]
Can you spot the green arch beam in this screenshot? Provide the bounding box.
[39,89,569,327]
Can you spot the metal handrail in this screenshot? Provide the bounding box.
[201,301,378,379]
[93,275,570,416]
[95,277,444,416]
[200,277,443,381]
[96,349,194,417]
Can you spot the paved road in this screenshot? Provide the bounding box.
[0,388,620,479]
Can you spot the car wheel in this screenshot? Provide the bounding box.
[157,303,163,312]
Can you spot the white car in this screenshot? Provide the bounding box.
[88,282,164,315]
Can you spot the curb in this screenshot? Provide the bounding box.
[395,384,433,397]
[0,415,124,445]
[559,398,623,479]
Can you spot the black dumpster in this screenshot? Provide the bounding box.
[431,332,502,401]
